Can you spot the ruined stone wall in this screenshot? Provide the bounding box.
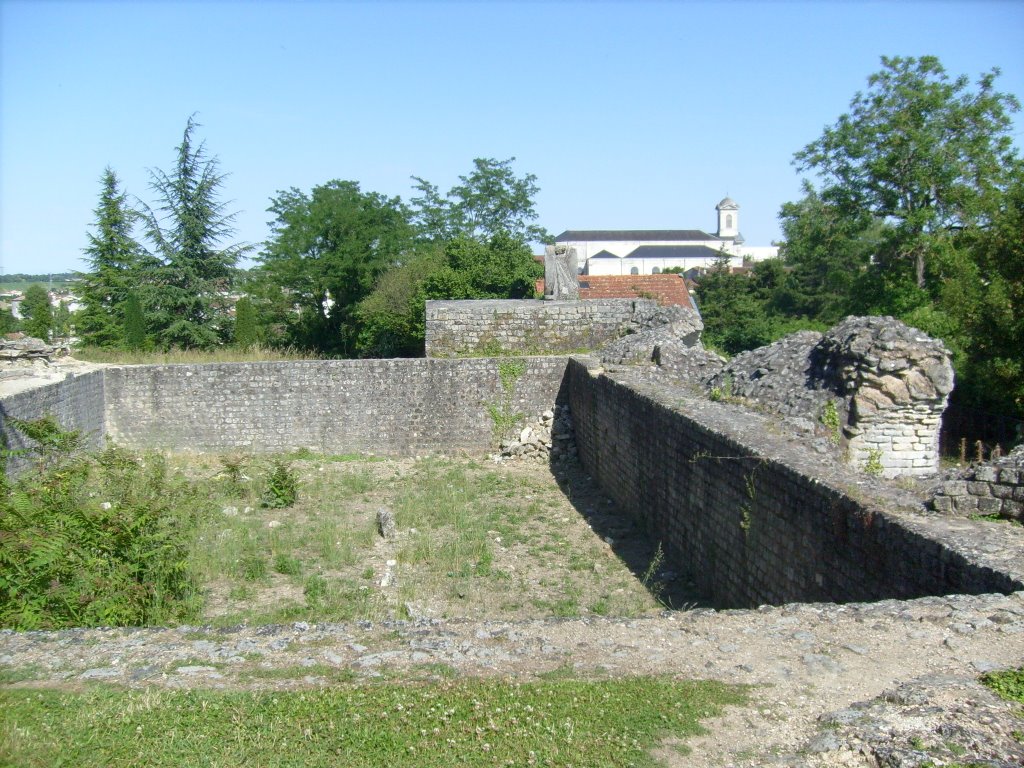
[709,317,954,478]
[425,299,656,357]
[567,357,1021,608]
[931,446,1024,521]
[103,358,568,456]
[0,371,106,475]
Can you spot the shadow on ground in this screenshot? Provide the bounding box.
[547,457,710,611]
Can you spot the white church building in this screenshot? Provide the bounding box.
[554,197,778,276]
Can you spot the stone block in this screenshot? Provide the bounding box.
[977,497,1003,514]
[974,466,998,482]
[991,484,1014,500]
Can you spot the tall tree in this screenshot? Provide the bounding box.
[255,180,414,354]
[76,167,145,347]
[777,183,889,322]
[411,157,550,244]
[233,296,258,350]
[140,116,248,349]
[794,56,1020,291]
[20,284,53,340]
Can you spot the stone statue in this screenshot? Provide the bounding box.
[544,244,579,300]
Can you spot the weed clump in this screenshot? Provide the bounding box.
[261,459,298,508]
[0,425,206,629]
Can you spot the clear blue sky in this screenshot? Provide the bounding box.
[2,0,1022,276]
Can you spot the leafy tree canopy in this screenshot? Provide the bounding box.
[20,284,53,341]
[411,157,550,244]
[254,180,415,354]
[772,55,1024,425]
[794,55,1020,289]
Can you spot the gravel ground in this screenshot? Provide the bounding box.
[3,592,1023,766]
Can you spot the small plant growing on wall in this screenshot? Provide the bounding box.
[487,359,527,444]
[819,400,842,446]
[864,448,884,477]
[708,374,734,403]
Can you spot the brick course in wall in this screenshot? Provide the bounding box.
[567,357,1023,608]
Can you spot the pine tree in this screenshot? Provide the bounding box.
[233,296,258,350]
[141,116,248,349]
[77,167,145,347]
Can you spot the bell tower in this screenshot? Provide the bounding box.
[716,196,739,238]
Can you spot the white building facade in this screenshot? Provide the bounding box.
[555,197,779,276]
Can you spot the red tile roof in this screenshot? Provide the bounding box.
[576,274,695,310]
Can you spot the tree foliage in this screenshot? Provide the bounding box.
[411,157,550,244]
[794,55,1020,289]
[123,292,147,350]
[233,295,258,350]
[76,167,145,347]
[20,284,53,340]
[140,116,248,349]
[773,55,1024,422]
[254,180,415,354]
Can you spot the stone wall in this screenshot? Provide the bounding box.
[103,358,569,456]
[0,371,106,475]
[425,299,658,357]
[568,357,1021,608]
[931,446,1024,521]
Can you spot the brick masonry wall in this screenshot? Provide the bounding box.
[0,371,106,475]
[931,447,1024,521]
[103,357,569,456]
[425,299,651,357]
[567,357,1022,608]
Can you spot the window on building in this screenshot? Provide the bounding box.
[652,267,661,274]
[726,214,733,229]
[629,267,639,275]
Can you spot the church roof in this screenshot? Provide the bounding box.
[625,245,725,260]
[555,229,721,242]
[716,197,739,210]
[589,249,619,259]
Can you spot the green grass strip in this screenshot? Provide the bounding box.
[0,677,745,767]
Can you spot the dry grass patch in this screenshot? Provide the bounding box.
[177,453,670,625]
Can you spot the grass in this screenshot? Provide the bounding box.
[980,666,1024,704]
[178,452,665,625]
[3,436,668,629]
[72,344,321,366]
[0,677,746,768]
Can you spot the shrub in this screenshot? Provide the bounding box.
[0,435,205,629]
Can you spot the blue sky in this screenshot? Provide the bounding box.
[2,0,1023,276]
